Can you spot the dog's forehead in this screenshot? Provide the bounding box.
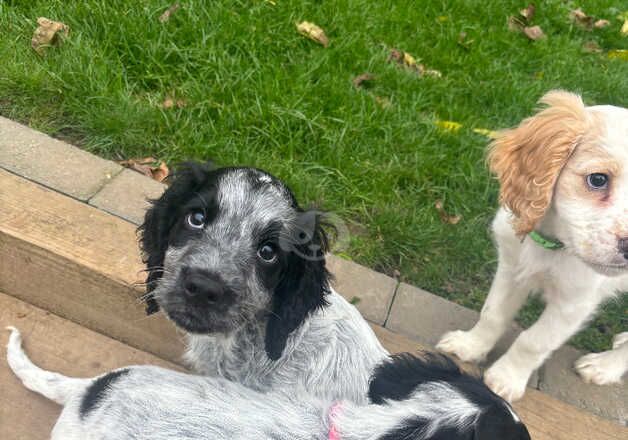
[216,168,296,220]
[589,105,628,151]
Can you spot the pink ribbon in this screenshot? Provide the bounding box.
[328,402,342,440]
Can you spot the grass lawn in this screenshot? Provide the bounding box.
[1,0,626,352]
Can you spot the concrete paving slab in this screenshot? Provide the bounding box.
[385,282,539,387]
[386,282,479,346]
[89,168,166,224]
[539,344,628,425]
[327,254,397,325]
[0,117,122,200]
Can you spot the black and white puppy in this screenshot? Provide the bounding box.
[7,327,530,440]
[141,162,387,403]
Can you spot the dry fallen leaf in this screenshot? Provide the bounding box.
[435,120,462,133]
[118,157,170,182]
[353,73,375,88]
[389,49,441,77]
[159,3,180,23]
[583,41,603,53]
[508,15,525,33]
[570,8,593,29]
[435,200,461,225]
[296,21,329,47]
[161,95,186,109]
[422,67,442,78]
[31,17,69,55]
[151,162,170,182]
[524,25,546,40]
[519,3,536,22]
[594,19,610,29]
[621,20,628,36]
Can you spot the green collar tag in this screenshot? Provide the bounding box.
[528,231,564,250]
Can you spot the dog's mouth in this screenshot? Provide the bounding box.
[164,309,234,334]
[585,261,628,275]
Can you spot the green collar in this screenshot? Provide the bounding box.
[528,231,564,250]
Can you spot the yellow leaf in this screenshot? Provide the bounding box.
[472,128,498,138]
[403,52,416,67]
[608,50,628,60]
[435,120,462,133]
[621,20,628,36]
[296,21,329,47]
[31,17,69,55]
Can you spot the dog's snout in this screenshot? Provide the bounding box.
[182,268,224,302]
[619,238,628,259]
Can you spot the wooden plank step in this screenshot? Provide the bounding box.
[1,169,625,438]
[0,292,180,439]
[0,168,182,363]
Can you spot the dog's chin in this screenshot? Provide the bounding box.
[582,260,628,277]
[163,309,236,335]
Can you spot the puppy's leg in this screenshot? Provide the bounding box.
[484,299,597,402]
[575,332,628,385]
[437,262,529,363]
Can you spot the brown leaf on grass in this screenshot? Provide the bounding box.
[523,25,546,40]
[594,19,610,29]
[388,48,442,77]
[353,73,375,88]
[159,3,180,23]
[519,3,536,22]
[296,21,329,47]
[161,96,186,109]
[435,200,461,225]
[583,41,603,53]
[508,15,525,32]
[151,162,170,182]
[31,17,69,55]
[118,158,170,182]
[570,8,595,29]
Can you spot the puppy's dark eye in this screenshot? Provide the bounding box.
[586,173,609,190]
[257,243,278,263]
[185,211,206,229]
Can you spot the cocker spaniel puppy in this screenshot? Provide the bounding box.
[438,91,628,401]
[140,162,387,403]
[6,327,530,440]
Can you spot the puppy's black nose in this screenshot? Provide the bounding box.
[620,238,628,260]
[182,269,224,302]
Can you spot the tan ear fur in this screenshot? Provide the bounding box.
[488,90,588,235]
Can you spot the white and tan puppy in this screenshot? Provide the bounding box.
[438,90,628,402]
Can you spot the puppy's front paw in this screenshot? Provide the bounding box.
[484,360,529,402]
[575,351,626,385]
[436,330,491,363]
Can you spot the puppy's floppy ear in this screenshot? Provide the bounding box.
[488,90,588,235]
[138,161,214,314]
[264,211,331,360]
[473,407,531,440]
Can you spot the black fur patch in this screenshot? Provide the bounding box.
[369,353,531,440]
[368,352,466,404]
[80,369,129,418]
[264,211,332,360]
